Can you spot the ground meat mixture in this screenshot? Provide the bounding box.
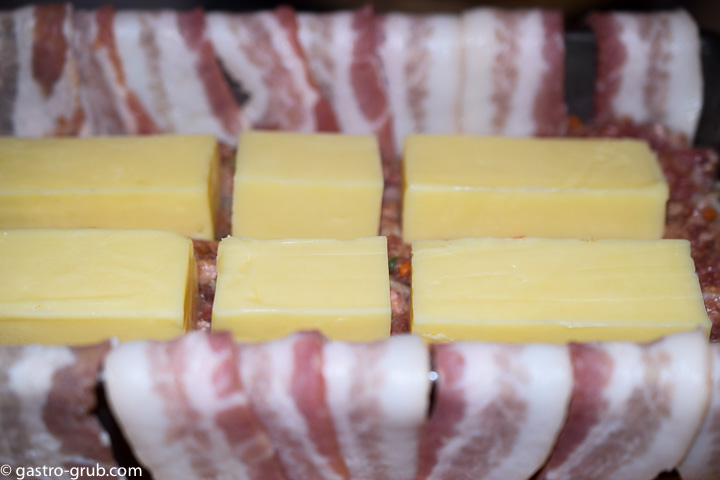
[381,183,412,333]
[215,143,235,240]
[191,239,218,331]
[189,144,234,330]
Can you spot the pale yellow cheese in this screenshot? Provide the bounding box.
[411,237,711,343]
[403,136,669,242]
[0,229,196,345]
[212,236,391,342]
[232,131,383,239]
[0,135,219,240]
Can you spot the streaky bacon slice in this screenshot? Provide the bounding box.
[417,342,572,480]
[376,13,462,154]
[588,10,703,142]
[104,332,287,480]
[678,342,720,480]
[73,7,243,144]
[0,342,117,475]
[297,6,395,159]
[207,7,338,133]
[72,8,135,136]
[0,4,85,137]
[323,335,430,480]
[239,331,350,480]
[461,8,567,137]
[537,330,711,480]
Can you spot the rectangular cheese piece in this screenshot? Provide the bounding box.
[213,236,391,342]
[411,237,711,343]
[232,131,384,239]
[403,136,669,242]
[0,229,196,345]
[0,135,219,240]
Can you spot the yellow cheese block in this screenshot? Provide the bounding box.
[411,237,711,343]
[213,236,391,342]
[0,229,196,345]
[0,135,219,240]
[232,131,383,239]
[403,136,669,242]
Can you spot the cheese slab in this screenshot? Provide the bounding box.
[402,136,669,242]
[232,131,383,239]
[0,135,219,240]
[213,236,391,342]
[411,237,711,343]
[0,229,196,345]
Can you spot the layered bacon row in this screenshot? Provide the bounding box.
[1,330,718,480]
[0,5,705,153]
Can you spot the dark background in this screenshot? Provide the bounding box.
[0,0,718,32]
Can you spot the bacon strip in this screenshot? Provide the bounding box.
[461,8,567,137]
[323,335,430,480]
[0,342,117,475]
[537,330,711,480]
[297,6,395,159]
[0,4,85,136]
[104,332,286,480]
[72,8,132,135]
[588,10,703,141]
[417,342,572,480]
[74,7,243,144]
[239,332,350,480]
[376,13,462,154]
[678,343,720,480]
[207,8,338,133]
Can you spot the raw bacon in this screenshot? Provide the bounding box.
[376,13,462,154]
[72,8,135,136]
[323,335,430,480]
[0,4,85,137]
[461,8,567,137]
[417,342,572,480]
[73,7,243,144]
[0,330,718,479]
[297,6,395,159]
[536,330,711,480]
[239,332,349,480]
[588,10,703,142]
[677,342,720,480]
[207,7,338,133]
[103,331,287,480]
[0,342,117,478]
[380,181,412,334]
